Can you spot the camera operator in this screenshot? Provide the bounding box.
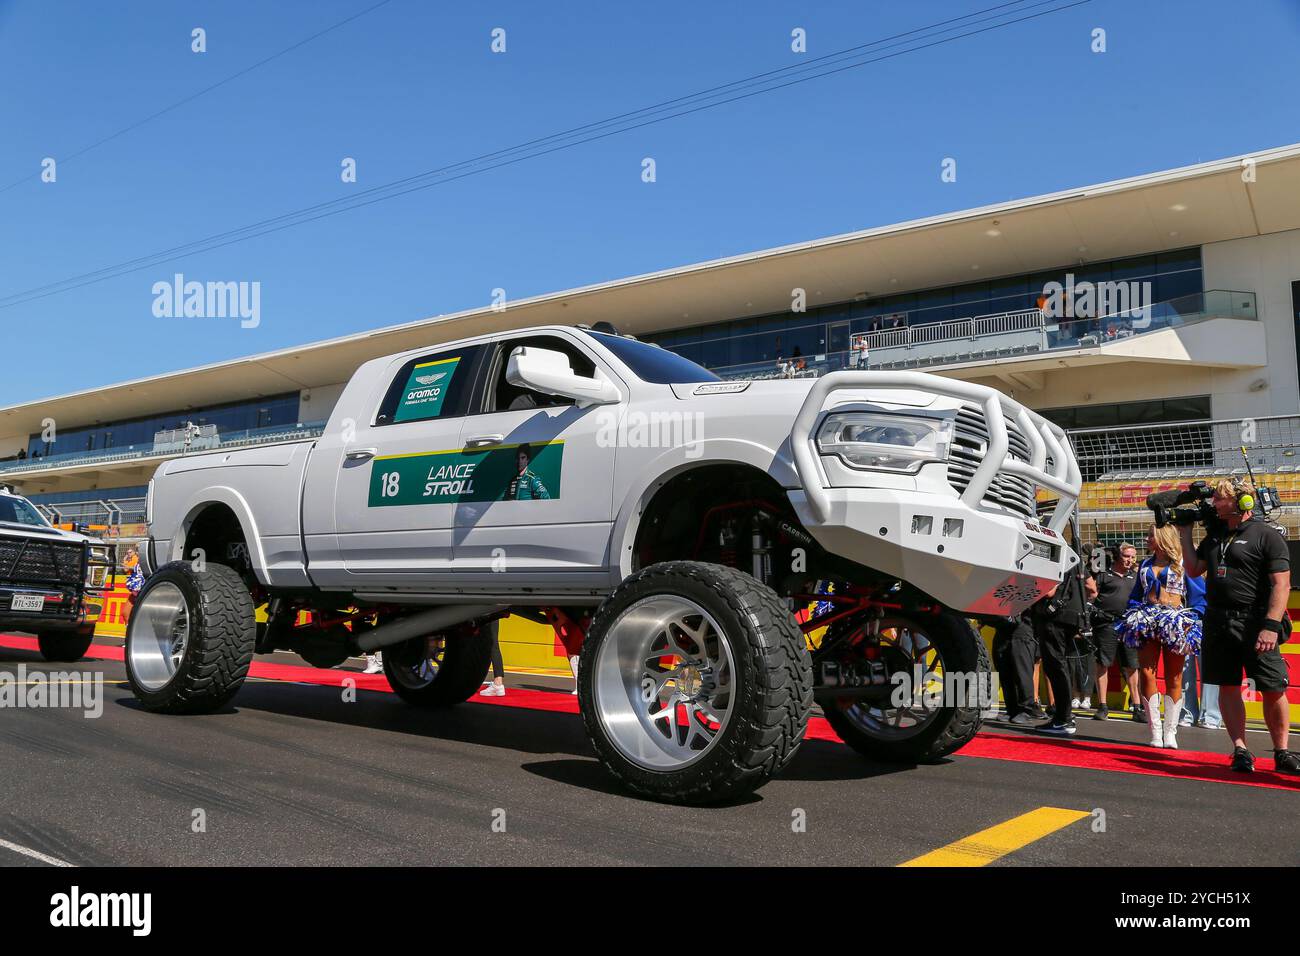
[1180,477,1299,774]
[1090,542,1140,720]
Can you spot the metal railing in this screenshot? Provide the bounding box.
[1065,415,1300,554]
[0,420,328,475]
[153,423,219,453]
[1066,414,1300,483]
[35,497,148,527]
[709,289,1256,381]
[869,308,1045,349]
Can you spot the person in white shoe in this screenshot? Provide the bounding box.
[362,652,384,675]
[480,624,506,697]
[569,654,580,695]
[1115,525,1206,749]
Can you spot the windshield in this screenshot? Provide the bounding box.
[587,332,720,385]
[0,495,49,527]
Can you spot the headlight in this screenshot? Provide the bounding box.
[85,545,114,589]
[816,412,953,474]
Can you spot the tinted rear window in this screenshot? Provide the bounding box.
[587,332,719,384]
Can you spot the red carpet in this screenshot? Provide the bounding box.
[4,634,1298,791]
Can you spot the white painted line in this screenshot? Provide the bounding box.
[0,838,74,867]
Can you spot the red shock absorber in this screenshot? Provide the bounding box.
[542,606,589,658]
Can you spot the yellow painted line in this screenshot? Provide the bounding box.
[373,446,463,461]
[375,439,565,462]
[413,357,460,369]
[899,807,1090,867]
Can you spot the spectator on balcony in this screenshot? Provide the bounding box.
[16,448,25,460]
[849,335,869,368]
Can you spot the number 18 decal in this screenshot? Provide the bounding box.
[380,472,401,498]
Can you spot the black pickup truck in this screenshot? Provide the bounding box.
[0,487,114,660]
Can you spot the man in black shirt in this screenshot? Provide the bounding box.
[1180,477,1298,774]
[1091,542,1140,720]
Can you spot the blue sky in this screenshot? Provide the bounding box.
[1,0,1298,405]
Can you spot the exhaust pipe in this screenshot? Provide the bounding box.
[354,604,506,652]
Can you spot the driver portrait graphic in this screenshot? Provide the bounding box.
[505,444,551,500]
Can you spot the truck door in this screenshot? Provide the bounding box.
[451,330,622,585]
[331,343,486,579]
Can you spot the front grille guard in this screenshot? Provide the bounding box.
[790,371,1081,534]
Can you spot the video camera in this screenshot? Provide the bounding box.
[1146,478,1283,535]
[1146,480,1218,530]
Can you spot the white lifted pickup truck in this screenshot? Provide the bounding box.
[127,324,1080,803]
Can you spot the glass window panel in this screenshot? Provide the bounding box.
[1109,255,1155,281]
[1157,247,1201,274]
[1155,270,1202,303]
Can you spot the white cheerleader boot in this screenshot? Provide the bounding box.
[1145,694,1164,748]
[1162,696,1182,750]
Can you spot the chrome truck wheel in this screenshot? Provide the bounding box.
[823,611,990,762]
[579,561,812,805]
[593,594,735,770]
[124,561,255,714]
[128,582,190,691]
[383,619,495,708]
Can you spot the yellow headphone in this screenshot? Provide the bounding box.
[1231,477,1255,513]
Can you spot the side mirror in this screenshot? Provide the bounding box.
[505,346,621,408]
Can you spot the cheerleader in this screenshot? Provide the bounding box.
[1115,525,1206,749]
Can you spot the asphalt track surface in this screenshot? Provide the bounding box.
[1,635,1296,867]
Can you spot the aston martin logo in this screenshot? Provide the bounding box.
[414,372,448,386]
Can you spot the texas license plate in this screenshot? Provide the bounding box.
[11,594,45,612]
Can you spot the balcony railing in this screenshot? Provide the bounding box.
[34,496,148,527]
[0,420,328,475]
[708,289,1257,381]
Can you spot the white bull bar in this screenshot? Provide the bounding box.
[790,371,1082,532]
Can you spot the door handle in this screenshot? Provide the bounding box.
[344,448,377,463]
[464,434,504,449]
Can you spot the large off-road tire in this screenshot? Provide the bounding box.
[823,610,989,763]
[37,627,94,662]
[125,561,256,714]
[383,618,496,708]
[579,561,813,805]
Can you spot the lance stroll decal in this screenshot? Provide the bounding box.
[393,356,460,422]
[369,441,562,506]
